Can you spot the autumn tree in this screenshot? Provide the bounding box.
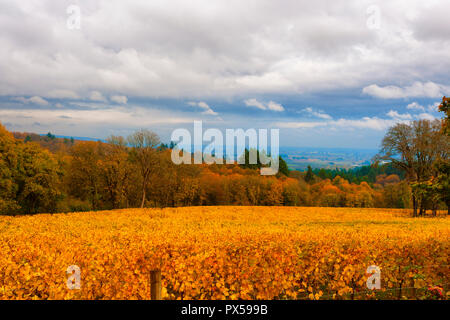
[410,120,448,215]
[380,181,411,208]
[282,178,309,206]
[102,136,133,209]
[263,179,283,206]
[314,179,344,207]
[434,97,450,214]
[68,141,104,210]
[439,96,449,135]
[0,123,19,214]
[127,129,161,208]
[375,122,416,215]
[0,123,62,214]
[376,119,449,216]
[15,142,62,214]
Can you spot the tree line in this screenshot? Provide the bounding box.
[0,97,448,215]
[0,124,413,215]
[310,163,405,184]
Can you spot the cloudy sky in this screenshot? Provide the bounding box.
[0,0,449,148]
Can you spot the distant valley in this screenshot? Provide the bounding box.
[280,147,377,170]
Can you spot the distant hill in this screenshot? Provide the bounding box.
[280,146,378,170]
[12,132,76,153]
[44,134,107,143]
[12,132,107,153]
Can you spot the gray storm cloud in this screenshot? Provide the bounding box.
[0,0,448,148]
[0,0,449,99]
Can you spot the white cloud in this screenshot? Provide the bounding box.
[12,97,29,104]
[201,108,218,116]
[29,96,49,106]
[331,117,401,130]
[188,101,218,115]
[68,101,108,109]
[12,96,49,106]
[386,110,412,120]
[406,101,441,113]
[267,101,285,112]
[110,95,128,104]
[362,82,449,99]
[417,113,437,121]
[276,116,410,131]
[301,107,332,119]
[244,98,267,110]
[426,101,440,112]
[90,91,107,102]
[406,102,425,111]
[277,105,441,132]
[275,121,327,129]
[0,106,197,137]
[244,99,284,112]
[46,90,80,99]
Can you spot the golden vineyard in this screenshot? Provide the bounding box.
[0,207,448,300]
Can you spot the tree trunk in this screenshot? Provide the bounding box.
[412,195,417,217]
[141,186,146,208]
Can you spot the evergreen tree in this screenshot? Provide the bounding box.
[278,156,289,176]
[305,165,314,183]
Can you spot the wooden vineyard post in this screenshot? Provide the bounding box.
[150,270,162,300]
